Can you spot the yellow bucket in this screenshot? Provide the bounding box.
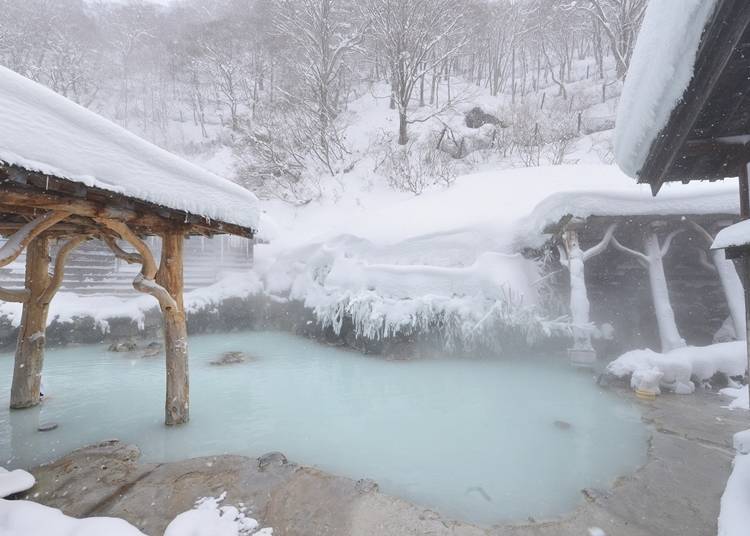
[635,388,657,401]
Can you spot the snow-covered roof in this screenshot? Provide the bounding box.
[517,183,738,248]
[614,0,719,179]
[712,219,750,250]
[0,65,259,231]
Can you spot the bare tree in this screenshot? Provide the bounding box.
[362,0,467,145]
[577,0,648,79]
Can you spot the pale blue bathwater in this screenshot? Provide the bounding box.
[0,331,646,525]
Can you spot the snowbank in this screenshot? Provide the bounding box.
[0,66,259,230]
[606,342,747,394]
[0,492,272,536]
[614,0,719,178]
[0,272,263,330]
[718,429,750,536]
[713,219,750,250]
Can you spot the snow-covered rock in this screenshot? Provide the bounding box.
[0,65,259,230]
[0,468,35,498]
[606,342,747,393]
[614,0,719,178]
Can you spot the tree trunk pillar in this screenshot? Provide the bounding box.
[398,111,408,145]
[10,237,51,409]
[644,232,686,352]
[157,231,189,426]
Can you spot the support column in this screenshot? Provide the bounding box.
[156,231,189,425]
[10,236,51,409]
[740,162,750,387]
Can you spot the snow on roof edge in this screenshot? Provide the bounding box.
[613,0,719,179]
[712,219,750,250]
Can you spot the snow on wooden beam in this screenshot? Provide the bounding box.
[1,168,254,239]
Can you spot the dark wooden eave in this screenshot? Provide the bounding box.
[0,164,255,239]
[638,0,750,194]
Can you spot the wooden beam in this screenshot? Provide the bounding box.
[10,236,51,409]
[157,231,189,426]
[0,287,28,303]
[1,167,254,238]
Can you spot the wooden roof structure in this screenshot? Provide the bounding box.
[621,0,750,384]
[0,69,257,426]
[636,0,750,194]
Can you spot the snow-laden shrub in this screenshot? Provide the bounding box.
[377,137,456,194]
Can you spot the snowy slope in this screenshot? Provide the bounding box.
[255,164,738,344]
[614,0,719,178]
[0,66,259,230]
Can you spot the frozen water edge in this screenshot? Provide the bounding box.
[0,331,647,526]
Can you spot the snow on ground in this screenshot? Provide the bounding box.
[0,66,259,230]
[0,470,272,536]
[718,428,750,536]
[713,219,750,250]
[721,386,750,411]
[614,0,719,178]
[606,342,747,394]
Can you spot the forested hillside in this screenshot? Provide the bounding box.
[0,0,646,203]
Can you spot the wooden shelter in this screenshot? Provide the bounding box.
[616,0,750,382]
[0,66,258,425]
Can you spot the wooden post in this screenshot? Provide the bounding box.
[156,231,189,425]
[10,236,51,409]
[740,162,750,387]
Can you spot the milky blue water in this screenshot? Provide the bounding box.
[0,331,647,525]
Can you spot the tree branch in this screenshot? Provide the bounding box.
[0,286,29,303]
[583,223,617,261]
[0,211,70,267]
[611,235,649,266]
[39,235,90,305]
[687,220,714,245]
[95,218,177,311]
[101,235,143,265]
[660,229,683,257]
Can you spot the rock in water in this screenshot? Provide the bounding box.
[108,341,137,352]
[141,342,163,358]
[210,351,249,366]
[38,422,58,432]
[355,478,379,494]
[553,420,572,430]
[258,451,287,471]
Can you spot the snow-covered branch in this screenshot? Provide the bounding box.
[0,212,70,268]
[611,235,649,266]
[582,223,617,261]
